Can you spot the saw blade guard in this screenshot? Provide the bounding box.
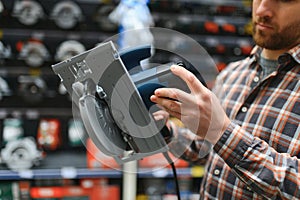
[52,41,173,165]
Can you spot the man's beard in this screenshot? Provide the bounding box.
[252,17,300,50]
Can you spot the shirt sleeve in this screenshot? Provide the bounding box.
[214,121,300,199]
[168,124,212,166]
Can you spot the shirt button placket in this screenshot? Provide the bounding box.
[214,169,220,175]
[241,106,248,113]
[253,76,259,83]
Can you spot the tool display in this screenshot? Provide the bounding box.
[1,137,43,170]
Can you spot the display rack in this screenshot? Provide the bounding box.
[0,166,205,180]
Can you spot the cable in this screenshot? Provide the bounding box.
[163,151,181,200]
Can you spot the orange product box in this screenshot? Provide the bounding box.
[139,153,189,169]
[30,186,66,198]
[80,178,109,188]
[90,185,120,200]
[30,185,120,200]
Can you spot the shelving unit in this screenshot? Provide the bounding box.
[0,0,252,199]
[0,169,122,180]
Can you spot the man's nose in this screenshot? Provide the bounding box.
[255,0,274,18]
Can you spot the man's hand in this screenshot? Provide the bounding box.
[150,65,231,145]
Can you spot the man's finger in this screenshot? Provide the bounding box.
[152,87,192,104]
[151,94,181,113]
[170,65,205,94]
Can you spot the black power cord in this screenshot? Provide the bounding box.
[163,151,181,200]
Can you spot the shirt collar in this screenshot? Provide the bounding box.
[287,44,300,64]
[250,46,262,62]
[249,44,300,68]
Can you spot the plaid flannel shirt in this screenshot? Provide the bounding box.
[172,44,300,199]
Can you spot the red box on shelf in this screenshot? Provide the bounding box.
[30,185,120,200]
[139,153,189,169]
[90,185,120,200]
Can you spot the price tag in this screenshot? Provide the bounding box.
[61,167,77,179]
[26,109,39,119]
[19,170,34,179]
[152,168,169,177]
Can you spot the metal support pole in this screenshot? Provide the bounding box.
[122,160,137,200]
